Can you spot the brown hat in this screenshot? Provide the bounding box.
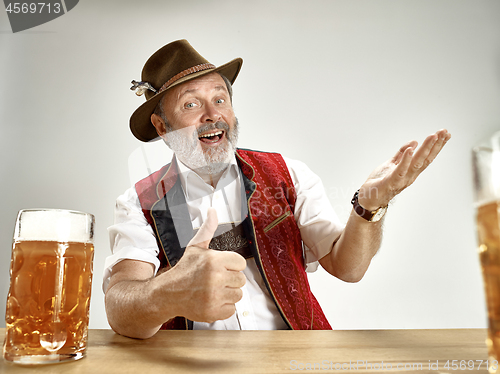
[129,39,243,142]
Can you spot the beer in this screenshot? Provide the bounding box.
[3,240,94,363]
[477,200,500,367]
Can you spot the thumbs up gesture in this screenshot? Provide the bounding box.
[188,207,221,248]
[166,208,247,323]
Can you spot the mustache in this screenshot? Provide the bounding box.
[196,121,230,137]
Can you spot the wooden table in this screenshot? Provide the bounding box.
[0,328,491,373]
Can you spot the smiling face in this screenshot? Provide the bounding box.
[151,73,239,175]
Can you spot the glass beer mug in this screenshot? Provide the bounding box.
[3,209,95,364]
[473,131,500,372]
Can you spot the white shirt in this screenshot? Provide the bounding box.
[103,155,344,330]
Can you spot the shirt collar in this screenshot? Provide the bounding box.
[174,156,239,200]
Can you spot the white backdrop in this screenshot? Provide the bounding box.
[1,0,499,330]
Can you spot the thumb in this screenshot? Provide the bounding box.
[188,207,218,249]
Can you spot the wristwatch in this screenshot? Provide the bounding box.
[351,190,388,222]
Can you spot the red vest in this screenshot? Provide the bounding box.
[135,149,332,330]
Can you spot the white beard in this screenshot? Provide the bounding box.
[163,119,239,176]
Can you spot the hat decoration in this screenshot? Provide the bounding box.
[130,80,157,96]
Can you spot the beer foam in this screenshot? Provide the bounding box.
[15,209,94,243]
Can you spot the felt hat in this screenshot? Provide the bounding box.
[129,39,243,142]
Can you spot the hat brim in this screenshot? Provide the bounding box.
[130,57,243,142]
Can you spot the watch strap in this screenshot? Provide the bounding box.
[351,190,376,221]
[351,189,387,222]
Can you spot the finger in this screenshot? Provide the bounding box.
[225,270,246,289]
[392,140,418,165]
[219,306,237,321]
[222,288,244,305]
[422,129,451,165]
[409,133,439,172]
[202,303,238,323]
[435,128,451,140]
[221,251,247,272]
[188,208,218,249]
[392,146,414,180]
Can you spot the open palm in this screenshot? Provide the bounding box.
[358,129,451,211]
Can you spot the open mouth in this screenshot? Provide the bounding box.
[198,130,225,144]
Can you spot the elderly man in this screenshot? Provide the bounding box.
[103,40,451,338]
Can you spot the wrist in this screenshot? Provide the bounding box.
[149,271,181,322]
[351,189,388,222]
[357,186,384,211]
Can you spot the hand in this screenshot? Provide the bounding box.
[168,208,247,323]
[358,129,451,211]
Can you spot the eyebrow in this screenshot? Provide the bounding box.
[178,85,228,100]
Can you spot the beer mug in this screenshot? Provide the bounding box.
[473,131,500,371]
[3,209,95,364]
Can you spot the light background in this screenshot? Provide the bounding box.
[1,0,499,330]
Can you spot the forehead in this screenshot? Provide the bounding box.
[167,72,227,100]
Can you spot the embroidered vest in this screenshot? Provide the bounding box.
[135,149,332,330]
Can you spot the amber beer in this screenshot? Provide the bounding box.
[3,209,94,364]
[473,132,500,373]
[477,200,500,368]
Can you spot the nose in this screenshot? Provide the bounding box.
[201,103,222,123]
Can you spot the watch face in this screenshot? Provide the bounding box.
[372,206,387,222]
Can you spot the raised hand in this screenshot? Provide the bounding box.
[168,208,247,323]
[357,129,451,211]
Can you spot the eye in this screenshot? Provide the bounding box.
[184,102,198,109]
[216,98,225,104]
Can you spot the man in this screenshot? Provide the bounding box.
[103,40,451,339]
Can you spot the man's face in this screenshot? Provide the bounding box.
[152,73,238,175]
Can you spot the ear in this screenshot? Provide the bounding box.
[151,113,167,137]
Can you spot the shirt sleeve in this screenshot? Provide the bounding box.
[102,186,161,292]
[283,156,344,269]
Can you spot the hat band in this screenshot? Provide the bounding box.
[158,63,216,94]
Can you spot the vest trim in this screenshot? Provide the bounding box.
[236,152,293,329]
[150,162,174,269]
